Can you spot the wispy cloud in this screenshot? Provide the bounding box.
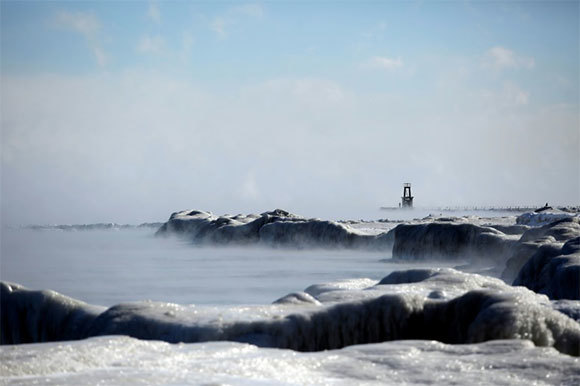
[211,17,227,38]
[137,35,165,55]
[362,56,404,70]
[361,21,386,39]
[483,46,535,70]
[147,1,161,24]
[54,10,107,67]
[179,31,195,62]
[233,3,264,18]
[481,82,530,107]
[210,3,264,38]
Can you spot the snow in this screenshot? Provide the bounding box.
[1,337,579,385]
[516,211,579,226]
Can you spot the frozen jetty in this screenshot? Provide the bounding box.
[155,209,393,249]
[2,269,579,355]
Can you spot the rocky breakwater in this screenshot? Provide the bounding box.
[155,209,393,250]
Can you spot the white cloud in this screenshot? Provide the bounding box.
[503,82,530,106]
[363,56,404,70]
[137,35,165,54]
[361,21,386,39]
[147,1,161,24]
[210,3,264,38]
[480,82,530,108]
[484,46,535,70]
[211,17,227,38]
[54,10,107,66]
[93,46,107,67]
[233,3,264,18]
[55,10,100,36]
[180,31,195,61]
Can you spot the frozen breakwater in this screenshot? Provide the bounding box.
[155,209,393,249]
[2,266,580,356]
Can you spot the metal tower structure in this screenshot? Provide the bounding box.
[401,183,413,208]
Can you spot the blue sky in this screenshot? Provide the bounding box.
[1,1,579,224]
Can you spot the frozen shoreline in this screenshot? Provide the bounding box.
[2,210,579,384]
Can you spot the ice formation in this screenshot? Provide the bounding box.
[155,209,392,249]
[516,211,579,226]
[2,337,578,385]
[391,222,518,263]
[513,237,580,300]
[3,267,579,356]
[501,218,580,300]
[386,215,579,301]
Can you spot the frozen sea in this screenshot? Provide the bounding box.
[1,210,579,385]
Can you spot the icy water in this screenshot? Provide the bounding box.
[1,228,431,306]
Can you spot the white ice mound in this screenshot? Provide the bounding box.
[516,211,579,226]
[155,209,392,249]
[305,268,509,304]
[3,271,579,356]
[0,282,104,343]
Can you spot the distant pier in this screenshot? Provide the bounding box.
[380,206,541,212]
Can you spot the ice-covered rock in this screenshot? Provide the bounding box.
[273,292,321,306]
[0,282,104,344]
[552,300,580,322]
[500,218,580,298]
[513,237,580,300]
[156,209,393,250]
[501,237,558,283]
[3,271,579,356]
[385,216,579,301]
[391,222,518,263]
[519,217,580,242]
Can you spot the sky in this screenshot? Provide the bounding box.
[1,1,579,225]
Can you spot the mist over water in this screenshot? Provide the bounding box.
[1,228,410,306]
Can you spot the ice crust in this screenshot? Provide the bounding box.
[3,268,579,356]
[2,337,579,385]
[155,209,392,249]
